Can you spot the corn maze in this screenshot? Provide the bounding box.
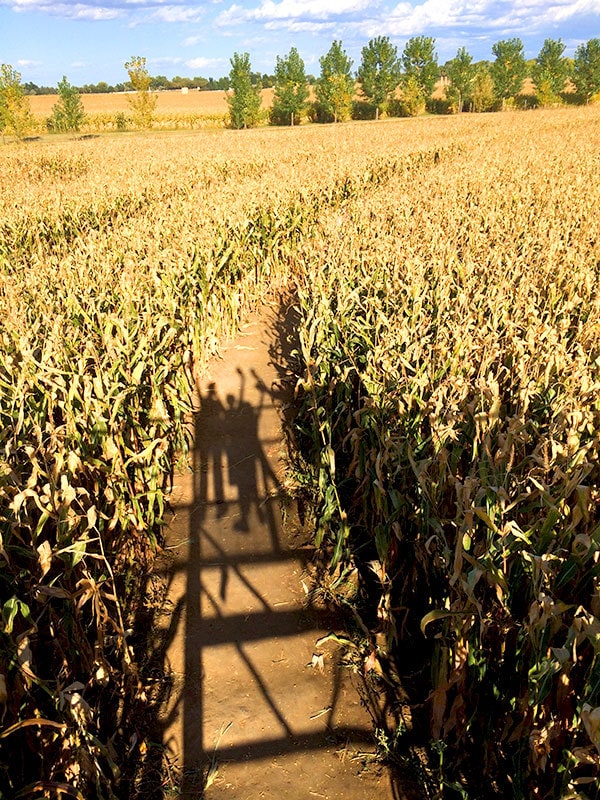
[1,107,600,798]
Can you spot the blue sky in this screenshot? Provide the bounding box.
[1,0,599,86]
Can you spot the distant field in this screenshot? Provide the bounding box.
[29,88,275,118]
[28,80,535,122]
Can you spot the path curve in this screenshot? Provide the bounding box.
[159,304,396,799]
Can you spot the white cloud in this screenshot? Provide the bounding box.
[206,0,600,58]
[7,1,123,19]
[2,0,600,58]
[2,0,206,20]
[530,0,600,23]
[384,0,490,36]
[150,4,204,22]
[4,0,599,32]
[215,0,600,40]
[4,0,46,6]
[382,0,600,37]
[186,55,225,68]
[182,34,203,45]
[217,0,375,26]
[64,4,122,19]
[475,0,600,36]
[146,55,224,72]
[263,18,336,30]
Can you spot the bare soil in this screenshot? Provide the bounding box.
[157,304,400,799]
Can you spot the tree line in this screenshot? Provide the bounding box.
[21,74,272,95]
[230,36,600,128]
[1,36,600,137]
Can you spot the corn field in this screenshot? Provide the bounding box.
[1,108,600,798]
[292,108,600,797]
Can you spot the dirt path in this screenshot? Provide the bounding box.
[158,304,396,799]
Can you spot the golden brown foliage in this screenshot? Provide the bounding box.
[1,106,600,798]
[292,106,600,796]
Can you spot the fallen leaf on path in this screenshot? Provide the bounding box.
[307,653,324,672]
[310,706,332,719]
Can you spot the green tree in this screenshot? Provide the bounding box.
[271,47,308,126]
[471,65,496,112]
[532,38,568,105]
[227,52,262,129]
[0,64,32,140]
[490,38,527,107]
[49,75,85,133]
[446,46,476,113]
[357,35,401,120]
[150,74,170,90]
[124,56,157,129]
[402,36,438,99]
[400,74,426,116]
[573,38,600,102]
[315,40,354,123]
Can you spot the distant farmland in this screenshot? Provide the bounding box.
[28,88,275,118]
[27,81,457,123]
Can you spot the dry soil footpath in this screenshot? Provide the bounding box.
[159,304,397,799]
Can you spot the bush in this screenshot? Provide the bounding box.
[427,96,453,114]
[468,68,498,112]
[45,115,58,133]
[561,90,587,105]
[533,79,562,108]
[351,100,378,120]
[386,98,405,117]
[269,105,293,126]
[308,100,335,124]
[115,112,128,131]
[387,95,426,118]
[387,77,429,118]
[514,93,538,109]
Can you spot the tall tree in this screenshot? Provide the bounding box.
[227,52,262,129]
[490,38,527,107]
[49,75,86,133]
[357,35,401,120]
[271,47,308,126]
[402,36,438,99]
[533,38,568,104]
[446,47,476,113]
[573,38,600,102]
[315,40,354,123]
[0,64,32,140]
[124,56,157,129]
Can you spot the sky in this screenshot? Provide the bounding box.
[1,0,600,87]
